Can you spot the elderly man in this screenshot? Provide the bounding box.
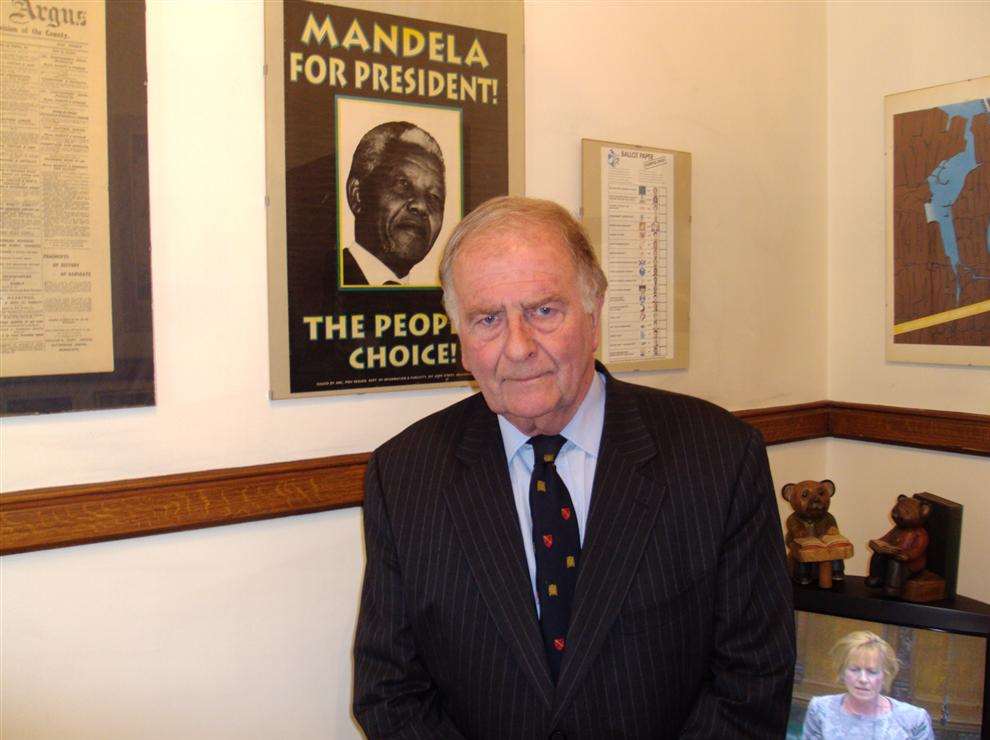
[354,197,795,738]
[342,121,445,286]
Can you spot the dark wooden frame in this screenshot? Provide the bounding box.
[2,401,987,555]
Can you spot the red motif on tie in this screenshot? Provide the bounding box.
[560,507,572,521]
[543,534,554,549]
[553,637,566,652]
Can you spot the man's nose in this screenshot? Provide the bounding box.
[503,315,536,360]
[406,191,428,216]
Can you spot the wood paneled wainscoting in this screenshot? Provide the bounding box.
[2,401,987,555]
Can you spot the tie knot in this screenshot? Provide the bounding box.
[530,434,567,462]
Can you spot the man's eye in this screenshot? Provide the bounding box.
[535,305,555,317]
[479,314,499,327]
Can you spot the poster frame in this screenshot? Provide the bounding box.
[264,0,525,399]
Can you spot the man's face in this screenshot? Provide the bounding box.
[452,224,601,436]
[356,145,444,278]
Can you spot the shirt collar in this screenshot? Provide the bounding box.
[498,371,606,463]
[348,242,406,285]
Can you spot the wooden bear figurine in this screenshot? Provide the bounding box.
[867,494,932,598]
[781,479,853,588]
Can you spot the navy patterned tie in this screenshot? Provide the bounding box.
[529,434,581,682]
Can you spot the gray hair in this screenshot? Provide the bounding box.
[347,121,443,187]
[439,196,608,328]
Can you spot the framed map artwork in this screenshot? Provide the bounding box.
[886,76,990,366]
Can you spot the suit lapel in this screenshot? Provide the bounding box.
[441,398,555,708]
[551,377,666,723]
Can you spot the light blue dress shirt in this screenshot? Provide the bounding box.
[497,372,606,613]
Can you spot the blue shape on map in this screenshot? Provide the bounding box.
[924,99,990,302]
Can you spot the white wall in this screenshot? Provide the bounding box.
[1,510,365,739]
[6,1,984,737]
[525,0,827,410]
[825,1,990,601]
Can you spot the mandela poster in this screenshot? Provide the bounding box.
[265,1,524,397]
[886,76,990,366]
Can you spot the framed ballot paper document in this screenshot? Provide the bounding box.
[582,139,691,372]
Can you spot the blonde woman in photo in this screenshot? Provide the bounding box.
[802,631,934,739]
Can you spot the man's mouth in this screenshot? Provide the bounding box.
[503,373,550,384]
[392,214,428,240]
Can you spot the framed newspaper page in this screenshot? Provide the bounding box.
[582,139,691,372]
[0,0,153,415]
[265,0,524,399]
[885,76,990,366]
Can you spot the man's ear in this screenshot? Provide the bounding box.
[588,295,604,353]
[346,176,362,215]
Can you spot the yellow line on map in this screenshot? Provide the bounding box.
[893,299,990,335]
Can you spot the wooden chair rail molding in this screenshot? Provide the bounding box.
[2,401,987,555]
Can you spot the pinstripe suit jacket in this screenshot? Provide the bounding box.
[354,371,795,739]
